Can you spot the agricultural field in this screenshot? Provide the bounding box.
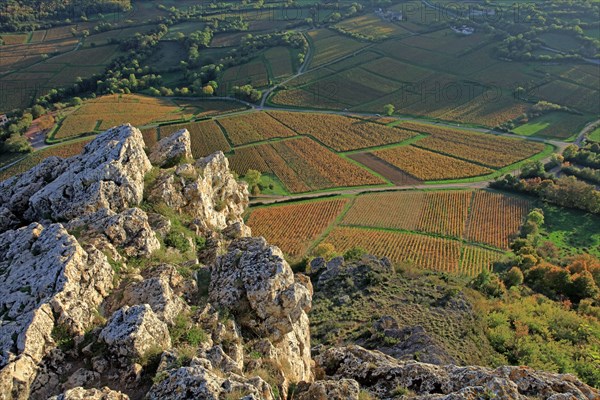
[228,137,384,192]
[460,246,503,277]
[347,153,422,186]
[400,122,545,168]
[264,47,295,79]
[0,139,92,181]
[220,60,270,92]
[0,43,121,113]
[246,189,531,274]
[246,198,349,257]
[217,112,297,145]
[307,29,369,68]
[464,191,532,249]
[159,120,231,158]
[590,127,600,142]
[325,227,463,273]
[342,191,472,237]
[512,113,592,140]
[54,95,188,139]
[371,145,493,181]
[268,111,417,151]
[332,13,409,40]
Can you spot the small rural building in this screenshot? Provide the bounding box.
[0,114,8,127]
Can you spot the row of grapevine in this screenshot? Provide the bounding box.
[247,199,349,257]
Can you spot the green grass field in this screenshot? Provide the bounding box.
[589,127,600,142]
[539,204,600,258]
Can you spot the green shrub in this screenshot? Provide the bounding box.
[165,231,191,253]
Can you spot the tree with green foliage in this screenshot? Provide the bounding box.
[383,104,395,116]
[504,267,524,288]
[244,169,261,194]
[3,133,32,153]
[313,242,336,260]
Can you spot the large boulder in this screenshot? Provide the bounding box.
[149,129,193,167]
[209,237,313,384]
[49,386,129,400]
[119,265,192,324]
[295,379,360,400]
[25,124,151,222]
[147,358,273,400]
[66,208,160,259]
[316,345,599,400]
[99,305,171,362]
[0,223,114,399]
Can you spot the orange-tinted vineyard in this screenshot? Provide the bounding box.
[401,121,545,168]
[0,139,92,181]
[218,112,296,145]
[465,191,532,249]
[228,138,384,193]
[372,146,492,180]
[160,120,231,158]
[246,199,349,257]
[324,227,462,273]
[141,127,158,149]
[268,111,417,151]
[460,246,503,277]
[342,191,424,230]
[417,191,472,237]
[342,190,471,237]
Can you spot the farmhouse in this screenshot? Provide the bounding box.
[0,114,8,127]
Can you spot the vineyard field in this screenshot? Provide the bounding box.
[159,120,231,158]
[228,137,384,192]
[371,146,493,181]
[401,122,545,168]
[246,198,349,257]
[324,227,462,273]
[465,191,532,249]
[54,95,195,139]
[0,139,92,181]
[268,111,417,151]
[343,191,471,237]
[218,112,297,145]
[460,246,503,277]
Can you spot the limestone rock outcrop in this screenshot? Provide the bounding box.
[119,265,192,324]
[0,156,67,230]
[99,305,171,362]
[0,223,114,399]
[295,379,361,400]
[66,208,160,259]
[209,237,313,384]
[49,386,129,400]
[0,124,151,226]
[148,152,249,234]
[149,129,193,167]
[315,345,600,400]
[147,358,273,400]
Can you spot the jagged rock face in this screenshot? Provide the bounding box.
[0,157,67,230]
[209,237,313,383]
[119,265,192,324]
[148,129,193,168]
[99,305,171,362]
[66,208,160,259]
[148,152,250,234]
[0,223,114,399]
[295,379,360,400]
[49,386,129,400]
[23,124,150,222]
[315,346,600,400]
[147,357,273,400]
